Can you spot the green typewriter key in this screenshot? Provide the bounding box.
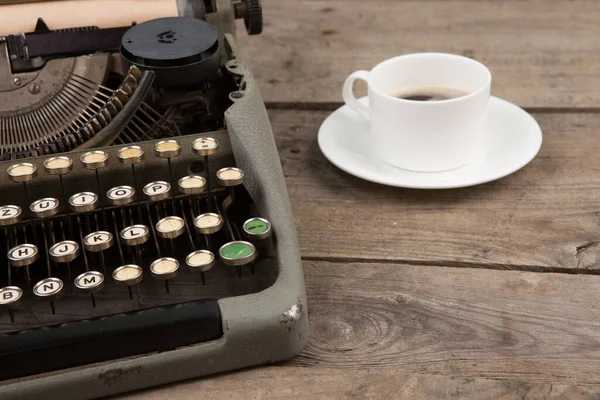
[49,240,80,263]
[186,250,215,272]
[74,271,105,293]
[30,198,60,219]
[219,241,257,266]
[243,217,272,240]
[150,257,180,280]
[106,185,136,206]
[8,244,39,267]
[0,205,22,226]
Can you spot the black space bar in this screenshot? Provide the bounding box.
[0,299,223,381]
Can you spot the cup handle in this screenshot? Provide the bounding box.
[343,70,370,120]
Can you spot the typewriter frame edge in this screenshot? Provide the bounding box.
[0,34,308,400]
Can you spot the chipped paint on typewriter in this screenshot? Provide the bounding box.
[0,1,307,398]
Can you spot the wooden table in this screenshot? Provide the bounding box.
[119,1,600,398]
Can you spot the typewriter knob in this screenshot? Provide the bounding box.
[107,186,136,206]
[143,181,172,201]
[69,192,99,213]
[118,146,144,165]
[237,0,263,35]
[120,225,150,246]
[192,137,218,157]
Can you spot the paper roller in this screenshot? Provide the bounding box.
[0,0,207,36]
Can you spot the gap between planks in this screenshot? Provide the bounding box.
[266,102,600,114]
[301,256,600,276]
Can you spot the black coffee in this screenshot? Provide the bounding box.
[392,85,470,102]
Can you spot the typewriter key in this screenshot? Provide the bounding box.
[33,277,64,298]
[193,213,223,234]
[43,156,73,175]
[216,167,244,187]
[192,137,218,156]
[156,216,185,239]
[8,244,39,267]
[74,271,104,293]
[30,198,60,218]
[7,163,37,183]
[219,241,257,266]
[178,175,207,195]
[150,257,179,280]
[243,217,272,240]
[143,181,171,201]
[113,264,143,285]
[0,205,22,226]
[120,225,150,246]
[49,240,80,263]
[186,250,215,272]
[154,140,182,158]
[80,151,108,170]
[118,146,144,164]
[107,186,136,206]
[83,231,114,252]
[69,192,98,213]
[0,286,23,308]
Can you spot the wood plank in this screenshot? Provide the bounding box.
[237,0,600,108]
[118,261,600,398]
[270,109,600,271]
[117,369,600,399]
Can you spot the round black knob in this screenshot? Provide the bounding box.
[244,0,263,35]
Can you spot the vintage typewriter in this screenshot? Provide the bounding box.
[0,1,307,398]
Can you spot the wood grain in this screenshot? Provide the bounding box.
[117,261,600,398]
[269,109,600,272]
[116,369,600,400]
[236,0,600,108]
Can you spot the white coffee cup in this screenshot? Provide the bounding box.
[343,53,492,172]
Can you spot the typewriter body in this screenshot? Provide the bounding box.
[0,1,307,398]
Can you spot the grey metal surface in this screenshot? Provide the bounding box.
[0,33,307,399]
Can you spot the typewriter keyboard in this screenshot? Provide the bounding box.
[0,132,279,379]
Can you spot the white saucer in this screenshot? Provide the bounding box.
[318,96,542,189]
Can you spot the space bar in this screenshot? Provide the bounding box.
[0,299,223,381]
